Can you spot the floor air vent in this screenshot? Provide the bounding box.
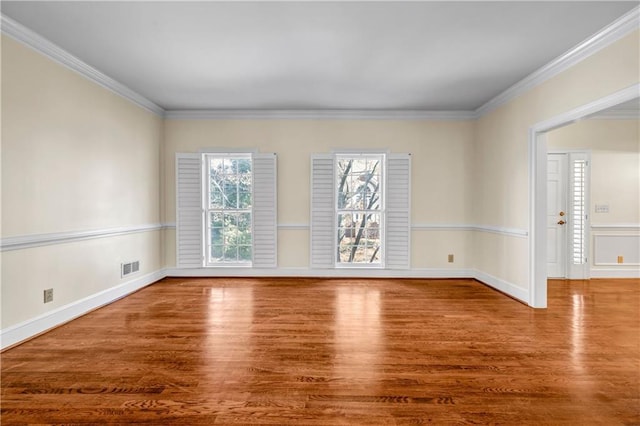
[121,261,140,278]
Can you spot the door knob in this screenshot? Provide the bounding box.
[559,211,565,216]
[557,220,566,225]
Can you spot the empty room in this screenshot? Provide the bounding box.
[1,1,639,424]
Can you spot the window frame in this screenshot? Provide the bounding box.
[203,152,254,267]
[334,153,386,268]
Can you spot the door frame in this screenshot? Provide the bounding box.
[547,150,592,280]
[529,83,639,308]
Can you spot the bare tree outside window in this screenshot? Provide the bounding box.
[336,155,384,265]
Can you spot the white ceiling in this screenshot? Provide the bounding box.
[1,1,637,111]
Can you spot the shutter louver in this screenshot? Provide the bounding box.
[310,155,335,268]
[253,153,278,268]
[386,154,411,269]
[176,154,203,268]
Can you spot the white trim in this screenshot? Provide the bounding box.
[163,222,177,229]
[264,222,530,237]
[589,109,639,120]
[165,267,528,304]
[413,224,527,238]
[476,6,640,117]
[278,223,310,230]
[0,14,164,116]
[591,223,640,230]
[412,224,474,231]
[532,85,640,134]
[0,266,533,349]
[166,267,473,279]
[0,223,164,252]
[164,109,476,121]
[472,269,529,304]
[469,225,528,238]
[529,83,640,309]
[0,269,167,350]
[590,268,640,279]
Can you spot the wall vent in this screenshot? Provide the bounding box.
[121,261,140,278]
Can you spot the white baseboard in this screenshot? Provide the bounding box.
[165,267,474,279]
[472,269,529,304]
[590,268,640,279]
[1,266,531,349]
[0,269,167,350]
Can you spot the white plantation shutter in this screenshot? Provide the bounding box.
[386,154,411,269]
[176,153,204,268]
[568,153,589,279]
[310,155,335,268]
[252,153,278,268]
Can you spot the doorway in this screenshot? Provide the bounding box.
[529,83,639,308]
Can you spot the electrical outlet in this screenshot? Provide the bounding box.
[618,256,624,264]
[44,288,53,304]
[448,254,454,263]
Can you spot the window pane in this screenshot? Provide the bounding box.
[239,245,252,262]
[337,157,381,211]
[337,212,381,264]
[211,245,223,260]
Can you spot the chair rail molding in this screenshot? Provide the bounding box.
[1,224,164,251]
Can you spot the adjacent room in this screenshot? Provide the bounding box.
[1,1,638,424]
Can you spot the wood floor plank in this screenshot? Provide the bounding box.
[2,277,639,424]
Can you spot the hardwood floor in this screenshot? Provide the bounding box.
[2,277,639,424]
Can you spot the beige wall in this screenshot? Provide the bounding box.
[473,30,640,290]
[1,35,163,327]
[163,119,476,270]
[2,23,638,335]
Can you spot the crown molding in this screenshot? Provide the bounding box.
[3,5,637,121]
[163,109,477,121]
[475,6,640,117]
[1,14,165,116]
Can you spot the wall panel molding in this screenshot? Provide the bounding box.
[1,223,165,251]
[591,223,640,230]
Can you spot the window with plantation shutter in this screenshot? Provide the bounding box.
[175,152,277,269]
[310,152,411,270]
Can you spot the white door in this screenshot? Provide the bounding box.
[547,153,568,278]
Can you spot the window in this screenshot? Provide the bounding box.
[205,154,253,265]
[311,152,410,270]
[336,154,384,266]
[176,152,277,269]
